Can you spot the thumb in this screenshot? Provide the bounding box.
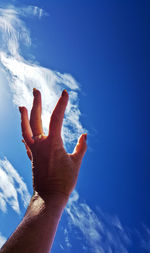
[71,134,87,164]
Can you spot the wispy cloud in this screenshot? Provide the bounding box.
[0,157,31,214]
[0,7,31,58]
[64,190,130,253]
[0,5,86,147]
[0,233,6,248]
[20,6,48,18]
[136,224,150,252]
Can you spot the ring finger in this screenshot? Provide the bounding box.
[30,88,43,136]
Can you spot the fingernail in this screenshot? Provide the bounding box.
[62,89,68,96]
[19,106,22,113]
[84,133,87,141]
[33,88,37,96]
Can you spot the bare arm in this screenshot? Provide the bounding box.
[0,89,87,253]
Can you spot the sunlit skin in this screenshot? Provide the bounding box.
[21,88,87,199]
[0,89,87,253]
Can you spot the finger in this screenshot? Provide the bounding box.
[30,88,43,136]
[22,139,32,160]
[71,134,87,165]
[19,107,34,147]
[49,89,69,138]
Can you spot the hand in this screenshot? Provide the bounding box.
[19,89,87,201]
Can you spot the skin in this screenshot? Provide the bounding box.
[0,89,87,253]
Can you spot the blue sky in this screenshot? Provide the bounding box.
[0,1,150,252]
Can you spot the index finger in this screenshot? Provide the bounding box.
[49,90,69,138]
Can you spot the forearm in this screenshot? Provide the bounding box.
[0,192,68,253]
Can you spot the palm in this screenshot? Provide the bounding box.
[31,138,78,197]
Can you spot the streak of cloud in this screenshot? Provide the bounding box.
[0,157,31,214]
[64,190,130,253]
[0,7,31,58]
[0,233,6,248]
[20,5,48,18]
[136,224,150,252]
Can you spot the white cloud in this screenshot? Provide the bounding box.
[0,233,6,248]
[0,5,86,147]
[20,6,48,18]
[0,7,31,58]
[136,224,150,252]
[64,228,72,248]
[0,194,7,213]
[64,190,130,253]
[0,157,31,214]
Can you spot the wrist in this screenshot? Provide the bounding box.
[24,191,68,226]
[30,191,69,212]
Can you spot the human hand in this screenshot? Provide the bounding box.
[19,89,87,201]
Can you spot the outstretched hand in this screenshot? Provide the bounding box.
[19,89,87,201]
